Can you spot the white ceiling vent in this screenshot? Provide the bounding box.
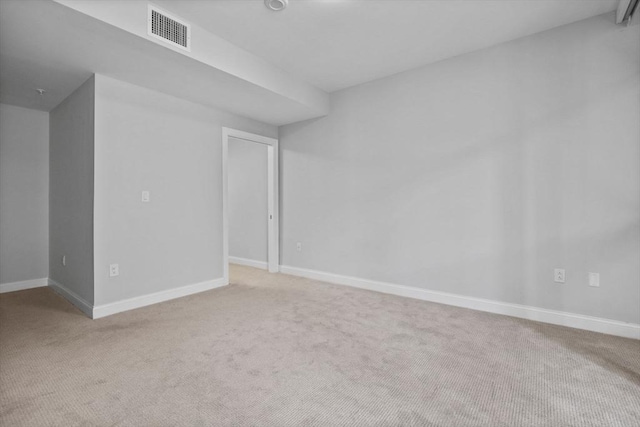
[147,4,191,51]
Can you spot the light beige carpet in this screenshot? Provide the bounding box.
[1,265,639,426]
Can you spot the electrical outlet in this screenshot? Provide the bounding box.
[109,264,119,277]
[589,272,600,287]
[141,190,150,203]
[62,255,66,266]
[296,242,302,252]
[554,268,565,283]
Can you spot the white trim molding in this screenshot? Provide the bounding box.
[222,127,280,282]
[0,278,48,293]
[92,278,227,319]
[229,256,269,270]
[48,279,93,317]
[48,277,227,319]
[279,265,640,340]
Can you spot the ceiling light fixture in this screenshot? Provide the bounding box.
[35,88,46,96]
[264,0,288,11]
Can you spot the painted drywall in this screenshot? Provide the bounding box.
[93,75,276,306]
[50,0,329,124]
[0,104,49,285]
[229,137,269,264]
[49,76,95,304]
[279,13,640,324]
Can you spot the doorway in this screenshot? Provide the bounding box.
[222,128,279,284]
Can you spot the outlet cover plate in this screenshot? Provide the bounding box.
[109,264,119,277]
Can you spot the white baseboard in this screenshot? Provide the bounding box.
[229,256,268,270]
[92,278,227,319]
[48,278,93,317]
[279,265,640,340]
[0,277,49,293]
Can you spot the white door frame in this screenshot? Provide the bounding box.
[222,127,279,283]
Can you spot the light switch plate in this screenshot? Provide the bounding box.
[589,272,600,287]
[141,191,150,203]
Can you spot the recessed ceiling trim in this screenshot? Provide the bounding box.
[264,0,288,12]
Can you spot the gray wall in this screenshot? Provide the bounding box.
[93,75,276,305]
[279,13,640,324]
[0,104,49,284]
[49,76,95,304]
[229,137,268,264]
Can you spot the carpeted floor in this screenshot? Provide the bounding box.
[1,265,639,426]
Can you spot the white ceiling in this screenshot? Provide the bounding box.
[156,0,619,92]
[0,0,326,125]
[0,0,620,123]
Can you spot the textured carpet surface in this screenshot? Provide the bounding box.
[1,265,639,426]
